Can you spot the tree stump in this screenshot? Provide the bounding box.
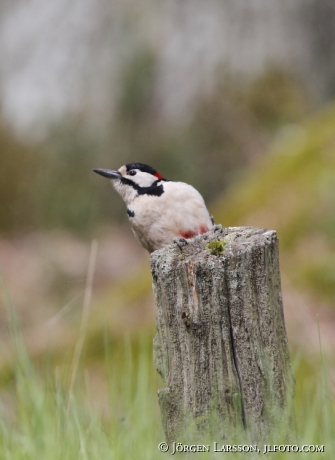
[150,225,295,443]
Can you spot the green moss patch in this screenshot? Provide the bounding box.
[206,240,227,256]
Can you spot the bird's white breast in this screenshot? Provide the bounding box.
[128,181,213,252]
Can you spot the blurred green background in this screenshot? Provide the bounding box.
[0,1,334,457]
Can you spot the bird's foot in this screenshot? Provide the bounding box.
[173,237,188,251]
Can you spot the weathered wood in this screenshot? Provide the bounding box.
[150,225,295,443]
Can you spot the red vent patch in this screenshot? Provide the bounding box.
[179,226,209,239]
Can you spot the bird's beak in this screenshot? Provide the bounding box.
[93,169,121,180]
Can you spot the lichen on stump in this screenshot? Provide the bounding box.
[150,225,295,443]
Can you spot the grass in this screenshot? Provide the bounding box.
[0,326,164,460]
[0,250,163,460]
[0,319,334,459]
[0,268,334,459]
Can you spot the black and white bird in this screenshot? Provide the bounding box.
[93,162,213,253]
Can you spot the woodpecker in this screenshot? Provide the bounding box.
[93,162,214,253]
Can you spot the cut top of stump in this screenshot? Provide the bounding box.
[151,225,278,266]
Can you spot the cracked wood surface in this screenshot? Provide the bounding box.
[150,225,295,443]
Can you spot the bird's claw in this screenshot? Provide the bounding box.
[173,237,188,251]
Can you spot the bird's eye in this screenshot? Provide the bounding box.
[129,170,137,176]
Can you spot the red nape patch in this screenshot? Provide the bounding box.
[154,172,164,180]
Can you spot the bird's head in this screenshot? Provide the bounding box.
[93,162,166,204]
